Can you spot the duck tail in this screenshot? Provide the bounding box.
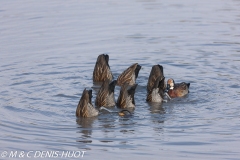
[104,54,110,68]
[157,64,164,77]
[135,64,142,79]
[108,80,117,94]
[187,83,190,93]
[88,89,93,105]
[128,84,138,105]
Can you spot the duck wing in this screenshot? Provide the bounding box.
[117,63,140,86]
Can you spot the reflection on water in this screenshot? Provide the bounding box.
[76,117,97,139]
[147,102,165,114]
[1,0,240,159]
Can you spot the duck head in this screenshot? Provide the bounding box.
[167,78,175,90]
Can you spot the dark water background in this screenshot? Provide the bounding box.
[1,0,240,159]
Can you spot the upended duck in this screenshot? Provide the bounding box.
[147,64,165,93]
[116,83,138,109]
[76,89,99,118]
[146,76,165,102]
[166,78,190,98]
[116,63,141,86]
[93,54,113,82]
[95,80,117,107]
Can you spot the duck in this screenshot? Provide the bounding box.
[166,78,190,98]
[76,89,99,118]
[116,83,138,109]
[146,76,165,102]
[116,63,141,86]
[93,54,113,82]
[147,64,165,93]
[95,79,117,107]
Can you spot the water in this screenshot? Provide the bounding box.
[0,0,240,159]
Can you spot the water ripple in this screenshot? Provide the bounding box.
[1,0,240,159]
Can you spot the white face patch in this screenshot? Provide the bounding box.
[169,82,174,89]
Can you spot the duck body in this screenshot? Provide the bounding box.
[117,83,138,109]
[147,64,165,93]
[167,78,190,98]
[93,54,113,82]
[146,65,165,103]
[146,76,165,102]
[76,89,99,118]
[116,63,141,86]
[95,80,117,107]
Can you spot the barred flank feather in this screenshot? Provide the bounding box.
[76,89,99,118]
[93,54,113,82]
[116,83,128,108]
[117,63,141,86]
[95,80,116,107]
[117,83,138,109]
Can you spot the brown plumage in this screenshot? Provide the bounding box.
[147,64,164,93]
[93,54,113,82]
[76,89,99,118]
[146,76,165,102]
[95,80,117,107]
[116,83,138,109]
[116,63,141,86]
[166,78,190,98]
